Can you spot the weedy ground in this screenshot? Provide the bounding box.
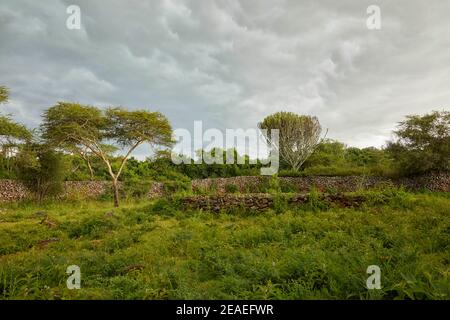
[0,190,448,299]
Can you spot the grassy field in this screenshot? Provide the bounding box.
[0,190,449,300]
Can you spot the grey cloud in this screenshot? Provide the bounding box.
[0,0,449,159]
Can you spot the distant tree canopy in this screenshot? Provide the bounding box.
[41,102,174,207]
[298,139,394,177]
[258,112,323,171]
[1,83,448,197]
[0,86,9,104]
[386,110,450,176]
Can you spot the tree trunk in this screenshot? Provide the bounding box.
[112,179,120,207]
[87,159,94,180]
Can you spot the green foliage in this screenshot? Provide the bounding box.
[0,193,448,299]
[386,110,449,176]
[41,103,106,146]
[0,114,32,179]
[279,181,297,193]
[306,186,328,212]
[258,112,322,171]
[303,139,347,167]
[175,148,262,179]
[357,186,414,210]
[41,102,174,207]
[225,183,239,193]
[61,214,117,239]
[121,179,154,199]
[149,198,180,217]
[273,194,289,213]
[267,175,281,194]
[0,115,32,143]
[0,92,447,193]
[16,144,69,201]
[106,107,174,147]
[162,179,192,195]
[278,169,306,177]
[294,139,396,177]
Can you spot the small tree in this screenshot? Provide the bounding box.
[41,102,174,207]
[258,112,324,171]
[16,144,69,202]
[386,110,449,176]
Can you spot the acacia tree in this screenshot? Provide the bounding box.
[258,112,324,171]
[0,116,32,150]
[70,144,117,180]
[41,102,174,207]
[0,86,32,171]
[0,86,31,148]
[76,146,95,180]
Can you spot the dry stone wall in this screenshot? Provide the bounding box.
[0,180,114,202]
[0,180,30,202]
[190,173,450,194]
[0,173,448,202]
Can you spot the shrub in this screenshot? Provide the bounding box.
[61,215,116,239]
[307,186,328,212]
[273,194,289,213]
[163,179,192,195]
[122,179,153,199]
[225,184,239,193]
[16,145,69,202]
[267,175,281,194]
[280,181,297,193]
[386,110,449,176]
[149,198,179,216]
[278,169,306,177]
[359,186,414,209]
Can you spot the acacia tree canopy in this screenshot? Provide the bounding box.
[0,86,32,152]
[0,115,32,143]
[41,102,174,207]
[258,111,323,171]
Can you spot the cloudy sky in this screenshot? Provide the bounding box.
[1,0,449,158]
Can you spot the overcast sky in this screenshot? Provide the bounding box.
[1,0,449,158]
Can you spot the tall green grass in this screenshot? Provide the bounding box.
[0,192,448,300]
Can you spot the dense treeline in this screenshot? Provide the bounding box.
[0,85,448,205]
[0,132,445,182]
